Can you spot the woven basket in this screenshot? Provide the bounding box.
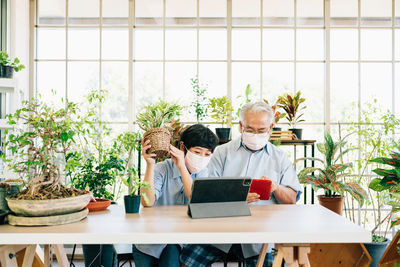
[143,128,171,159]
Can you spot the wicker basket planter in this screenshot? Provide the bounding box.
[143,128,171,159]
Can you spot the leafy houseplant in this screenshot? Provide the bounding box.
[189,77,208,123]
[209,96,234,141]
[1,97,90,224]
[297,131,367,215]
[136,100,183,159]
[277,91,306,139]
[263,98,286,131]
[236,84,254,119]
[122,168,150,214]
[0,51,25,78]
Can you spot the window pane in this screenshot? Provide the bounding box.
[68,0,99,25]
[232,63,260,116]
[198,62,227,98]
[296,63,324,122]
[262,63,294,103]
[134,29,163,60]
[68,29,100,59]
[134,62,163,114]
[102,29,129,60]
[331,63,358,122]
[166,0,196,26]
[361,63,392,111]
[199,0,226,25]
[165,29,197,60]
[37,28,65,59]
[331,0,358,26]
[37,0,65,25]
[103,0,129,25]
[330,29,358,60]
[361,29,392,60]
[296,29,324,60]
[396,30,400,61]
[297,0,324,26]
[102,62,129,122]
[67,62,99,103]
[135,0,163,25]
[232,29,260,60]
[165,63,196,121]
[232,0,260,26]
[396,63,400,117]
[263,0,294,26]
[263,29,294,60]
[361,0,392,26]
[36,62,65,108]
[396,0,400,25]
[199,29,227,60]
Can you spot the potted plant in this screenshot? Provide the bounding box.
[236,84,254,119]
[136,100,183,160]
[296,131,367,215]
[122,168,150,214]
[366,145,400,267]
[0,179,23,211]
[0,51,25,78]
[189,77,208,123]
[263,98,286,131]
[1,97,90,226]
[209,96,234,141]
[277,91,306,139]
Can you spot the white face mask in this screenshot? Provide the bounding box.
[241,131,270,151]
[184,149,211,174]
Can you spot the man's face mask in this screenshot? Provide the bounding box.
[241,131,270,151]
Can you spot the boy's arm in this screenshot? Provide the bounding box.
[141,140,157,207]
[170,145,192,200]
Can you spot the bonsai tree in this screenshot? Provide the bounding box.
[189,77,208,123]
[2,97,87,200]
[277,91,306,128]
[208,96,234,128]
[296,131,367,209]
[0,51,25,72]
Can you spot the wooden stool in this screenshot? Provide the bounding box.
[112,244,133,267]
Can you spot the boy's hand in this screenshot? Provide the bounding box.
[141,139,156,166]
[169,145,186,170]
[247,192,260,203]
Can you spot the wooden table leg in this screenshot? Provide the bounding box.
[21,245,37,267]
[0,245,24,267]
[272,244,310,267]
[44,245,51,267]
[256,243,269,267]
[52,244,69,267]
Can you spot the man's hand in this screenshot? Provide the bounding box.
[141,139,156,166]
[169,145,186,170]
[247,192,260,203]
[261,176,278,192]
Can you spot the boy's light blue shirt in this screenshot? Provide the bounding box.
[209,137,302,258]
[135,159,207,259]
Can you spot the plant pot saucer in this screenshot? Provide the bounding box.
[87,198,111,212]
[7,208,89,226]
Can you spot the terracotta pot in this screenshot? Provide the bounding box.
[317,195,344,215]
[87,198,111,212]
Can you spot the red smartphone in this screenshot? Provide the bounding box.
[249,179,272,200]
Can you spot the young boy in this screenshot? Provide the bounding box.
[132,124,219,267]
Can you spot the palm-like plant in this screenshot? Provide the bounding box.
[296,131,367,207]
[136,100,183,131]
[277,91,306,128]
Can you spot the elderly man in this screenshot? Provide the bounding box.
[180,101,302,267]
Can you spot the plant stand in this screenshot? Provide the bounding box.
[378,231,400,266]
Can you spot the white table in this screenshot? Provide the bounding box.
[0,204,371,266]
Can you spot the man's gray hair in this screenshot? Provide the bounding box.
[239,101,274,124]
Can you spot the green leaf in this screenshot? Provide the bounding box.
[369,178,390,192]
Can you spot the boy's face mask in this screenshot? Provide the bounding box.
[184,148,211,174]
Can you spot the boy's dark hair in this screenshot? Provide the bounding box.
[180,124,219,153]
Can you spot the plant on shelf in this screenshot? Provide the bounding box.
[236,84,254,119]
[296,131,367,215]
[209,96,234,141]
[277,91,306,139]
[0,51,25,78]
[0,96,90,225]
[136,100,183,160]
[263,98,286,131]
[189,77,208,124]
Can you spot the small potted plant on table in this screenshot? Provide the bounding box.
[209,96,234,141]
[123,168,150,214]
[277,91,306,139]
[136,100,182,160]
[296,131,367,215]
[0,51,25,78]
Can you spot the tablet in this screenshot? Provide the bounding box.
[249,179,272,200]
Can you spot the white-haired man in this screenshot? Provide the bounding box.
[180,101,302,267]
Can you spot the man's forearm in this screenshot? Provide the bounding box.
[273,184,297,204]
